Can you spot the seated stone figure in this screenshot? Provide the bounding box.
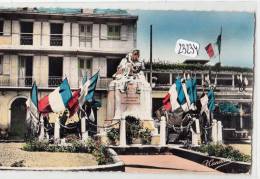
[113,49,145,93]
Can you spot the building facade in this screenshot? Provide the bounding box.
[0,8,137,139]
[144,68,253,141]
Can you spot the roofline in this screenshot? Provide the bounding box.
[0,10,138,22]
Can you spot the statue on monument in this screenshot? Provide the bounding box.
[113,49,146,93]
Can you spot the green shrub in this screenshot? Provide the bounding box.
[193,143,251,162]
[92,141,113,165]
[23,139,49,151]
[125,116,142,144]
[10,160,25,167]
[139,128,152,145]
[107,128,120,145]
[145,62,253,73]
[22,138,113,165]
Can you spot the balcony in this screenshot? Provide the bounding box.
[50,34,63,46]
[48,76,63,87]
[0,75,33,87]
[20,33,33,45]
[0,75,112,90]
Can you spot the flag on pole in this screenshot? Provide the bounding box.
[26,82,39,119]
[163,83,180,111]
[67,89,81,117]
[163,78,191,112]
[84,71,99,103]
[216,27,222,55]
[38,78,72,113]
[205,43,215,58]
[205,27,222,59]
[207,89,215,112]
[26,82,40,136]
[68,71,99,116]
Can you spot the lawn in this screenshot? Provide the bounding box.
[0,143,97,167]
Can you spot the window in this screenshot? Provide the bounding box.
[79,24,92,47]
[0,56,3,74]
[78,57,92,79]
[107,25,121,40]
[48,57,63,87]
[106,58,121,78]
[50,23,63,46]
[20,21,33,45]
[18,56,33,86]
[0,21,3,36]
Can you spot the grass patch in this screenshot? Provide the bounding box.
[193,143,251,162]
[23,138,113,165]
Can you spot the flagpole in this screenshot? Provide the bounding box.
[218,26,222,65]
[149,25,153,87]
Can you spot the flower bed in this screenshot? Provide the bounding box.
[23,138,113,165]
[191,143,251,162]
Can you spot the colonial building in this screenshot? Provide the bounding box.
[144,66,253,142]
[0,7,137,139]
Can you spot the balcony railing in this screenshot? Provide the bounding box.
[96,78,113,90]
[48,76,63,87]
[20,33,33,45]
[0,75,34,87]
[78,77,113,90]
[50,34,63,46]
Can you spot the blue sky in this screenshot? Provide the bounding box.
[129,10,255,68]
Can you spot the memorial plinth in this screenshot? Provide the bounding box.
[106,76,157,134]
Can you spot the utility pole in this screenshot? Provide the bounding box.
[150,25,153,86]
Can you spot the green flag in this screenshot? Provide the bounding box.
[216,27,222,55]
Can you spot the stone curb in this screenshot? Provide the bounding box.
[0,148,125,172]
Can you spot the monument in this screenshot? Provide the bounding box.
[106,50,158,135]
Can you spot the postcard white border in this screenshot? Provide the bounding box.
[0,1,258,179]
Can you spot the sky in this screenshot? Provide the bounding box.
[129,10,255,68]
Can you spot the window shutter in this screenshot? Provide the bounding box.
[100,24,107,40]
[3,20,11,36]
[120,25,128,41]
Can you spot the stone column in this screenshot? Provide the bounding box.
[119,118,126,147]
[92,24,100,50]
[217,121,223,144]
[169,73,173,85]
[38,115,45,141]
[12,20,20,45]
[195,118,201,144]
[239,104,243,129]
[191,118,201,146]
[232,74,235,88]
[71,23,79,48]
[63,22,71,47]
[54,119,60,143]
[42,22,50,47]
[211,119,218,144]
[81,116,88,141]
[201,73,204,87]
[160,116,166,146]
[114,88,122,120]
[33,21,41,47]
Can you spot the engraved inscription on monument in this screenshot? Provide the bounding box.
[121,84,140,104]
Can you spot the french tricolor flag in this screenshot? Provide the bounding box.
[38,78,72,113]
[67,71,99,117]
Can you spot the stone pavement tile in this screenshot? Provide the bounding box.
[119,155,220,174]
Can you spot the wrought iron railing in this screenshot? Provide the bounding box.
[48,76,63,87]
[78,77,112,90]
[50,34,63,46]
[20,33,33,45]
[0,76,34,87]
